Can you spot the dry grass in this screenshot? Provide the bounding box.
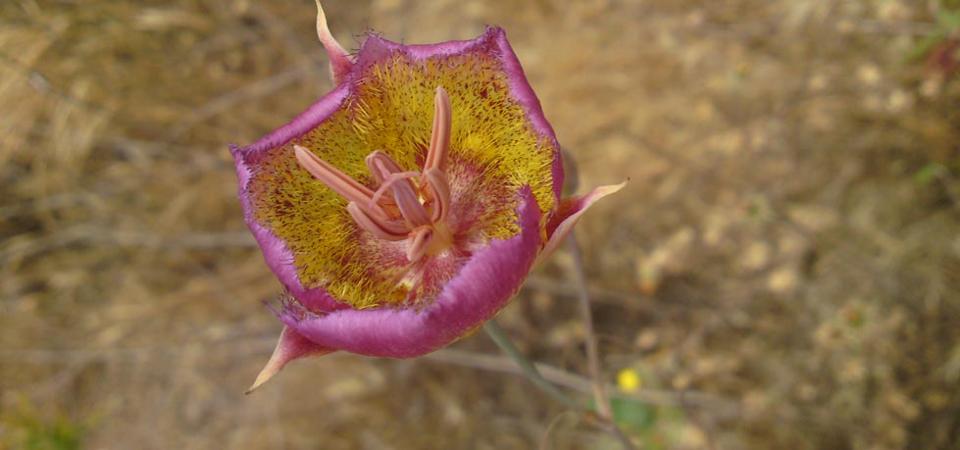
[2,0,959,449]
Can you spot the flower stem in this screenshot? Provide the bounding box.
[567,232,638,450]
[483,320,582,410]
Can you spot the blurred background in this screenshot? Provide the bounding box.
[2,0,959,449]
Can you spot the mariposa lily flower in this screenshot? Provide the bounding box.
[231,2,623,392]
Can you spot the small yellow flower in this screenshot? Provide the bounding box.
[617,368,641,393]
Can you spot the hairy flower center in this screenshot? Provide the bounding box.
[294,87,455,263]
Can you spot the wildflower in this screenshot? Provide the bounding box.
[617,368,641,393]
[232,2,623,391]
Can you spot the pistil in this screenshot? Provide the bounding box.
[293,86,454,263]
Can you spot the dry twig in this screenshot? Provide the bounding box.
[567,233,637,450]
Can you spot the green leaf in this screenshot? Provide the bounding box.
[611,397,657,430]
[914,163,946,185]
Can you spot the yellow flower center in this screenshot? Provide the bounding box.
[248,51,558,309]
[293,87,456,262]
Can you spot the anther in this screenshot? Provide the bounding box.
[346,202,408,240]
[424,168,450,223]
[424,86,451,172]
[365,154,431,228]
[376,160,430,228]
[294,145,388,222]
[370,171,420,207]
[365,151,403,184]
[406,226,434,262]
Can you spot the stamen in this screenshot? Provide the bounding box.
[424,168,451,223]
[370,170,420,207]
[374,160,431,228]
[294,88,458,264]
[365,151,406,184]
[294,145,388,222]
[365,151,431,228]
[406,226,433,262]
[424,86,451,172]
[346,202,408,240]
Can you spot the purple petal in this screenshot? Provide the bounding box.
[281,187,543,357]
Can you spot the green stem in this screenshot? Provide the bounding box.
[482,320,582,410]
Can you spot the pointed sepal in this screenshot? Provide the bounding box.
[246,325,332,394]
[316,1,354,85]
[537,181,627,266]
